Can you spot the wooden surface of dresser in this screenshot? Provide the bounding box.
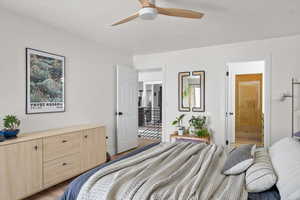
[0,124,106,200]
[44,153,81,187]
[43,132,81,162]
[81,127,106,171]
[0,139,43,200]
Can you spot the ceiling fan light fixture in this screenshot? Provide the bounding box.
[139,7,158,20]
[111,0,204,26]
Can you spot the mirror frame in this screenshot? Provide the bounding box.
[191,71,205,112]
[178,71,191,112]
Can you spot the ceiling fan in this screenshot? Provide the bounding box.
[112,0,204,26]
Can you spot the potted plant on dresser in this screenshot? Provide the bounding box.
[2,115,21,139]
[172,114,186,136]
[189,115,210,138]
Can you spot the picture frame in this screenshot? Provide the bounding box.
[178,71,205,112]
[26,48,65,114]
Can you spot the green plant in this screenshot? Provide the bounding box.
[3,115,20,130]
[195,128,209,137]
[189,115,207,130]
[172,114,185,127]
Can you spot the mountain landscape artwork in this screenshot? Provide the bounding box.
[26,48,65,114]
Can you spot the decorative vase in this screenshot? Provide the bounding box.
[0,131,5,142]
[3,129,20,139]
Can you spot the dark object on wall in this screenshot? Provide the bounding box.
[26,48,65,114]
[178,72,191,112]
[178,71,205,112]
[282,78,300,137]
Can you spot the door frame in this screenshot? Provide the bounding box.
[225,57,271,147]
[136,68,165,142]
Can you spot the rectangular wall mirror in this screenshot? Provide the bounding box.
[178,71,205,112]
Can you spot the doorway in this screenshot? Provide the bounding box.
[137,70,163,146]
[226,61,265,147]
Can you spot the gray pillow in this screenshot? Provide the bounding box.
[223,144,255,175]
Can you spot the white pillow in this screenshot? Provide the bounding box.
[246,149,277,192]
[269,137,300,200]
[223,144,255,175]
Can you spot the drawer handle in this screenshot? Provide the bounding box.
[84,135,88,138]
[62,140,68,143]
[62,162,67,166]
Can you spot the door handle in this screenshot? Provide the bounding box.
[229,112,234,116]
[116,112,123,116]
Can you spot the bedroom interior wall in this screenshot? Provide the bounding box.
[0,9,132,154]
[138,70,163,82]
[134,35,300,146]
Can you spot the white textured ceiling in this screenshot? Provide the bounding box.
[1,0,300,54]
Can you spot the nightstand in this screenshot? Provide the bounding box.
[170,133,210,144]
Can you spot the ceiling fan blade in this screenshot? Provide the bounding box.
[156,7,204,19]
[112,13,139,26]
[138,0,151,7]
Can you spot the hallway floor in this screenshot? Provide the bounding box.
[235,136,264,147]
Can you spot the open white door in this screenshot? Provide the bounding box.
[116,65,138,153]
[226,61,266,146]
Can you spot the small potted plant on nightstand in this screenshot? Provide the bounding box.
[2,115,21,139]
[189,115,210,138]
[172,114,185,136]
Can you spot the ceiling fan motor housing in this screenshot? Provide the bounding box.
[139,7,158,20]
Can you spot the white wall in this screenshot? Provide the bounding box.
[0,9,132,154]
[138,70,163,82]
[134,35,300,146]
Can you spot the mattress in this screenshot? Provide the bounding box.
[60,142,280,200]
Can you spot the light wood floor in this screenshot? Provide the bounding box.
[25,138,159,200]
[25,180,71,200]
[232,136,264,147]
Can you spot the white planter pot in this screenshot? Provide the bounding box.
[178,127,185,136]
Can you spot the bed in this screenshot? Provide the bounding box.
[60,140,290,200]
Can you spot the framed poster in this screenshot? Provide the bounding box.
[26,48,65,114]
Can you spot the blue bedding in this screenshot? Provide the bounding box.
[60,142,280,200]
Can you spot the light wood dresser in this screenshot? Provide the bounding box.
[0,124,107,200]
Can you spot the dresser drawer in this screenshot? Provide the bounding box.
[43,132,81,162]
[43,153,81,187]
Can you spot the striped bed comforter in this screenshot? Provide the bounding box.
[76,142,247,200]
